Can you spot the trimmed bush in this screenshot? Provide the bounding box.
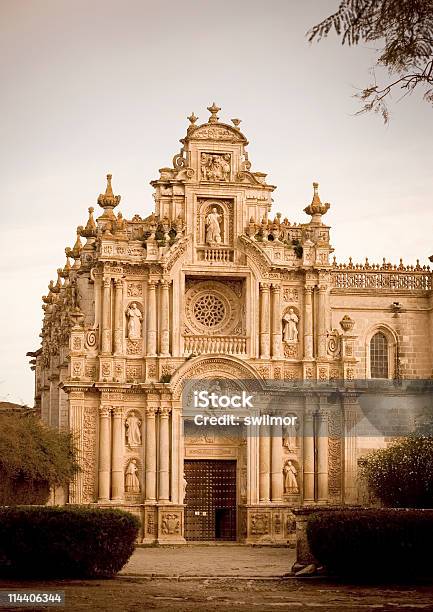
[0,413,79,505]
[307,509,433,579]
[0,506,140,578]
[359,435,433,508]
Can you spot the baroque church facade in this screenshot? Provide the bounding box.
[29,104,433,543]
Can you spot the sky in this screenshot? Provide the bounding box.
[1,0,432,406]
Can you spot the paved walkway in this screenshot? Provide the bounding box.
[121,545,295,577]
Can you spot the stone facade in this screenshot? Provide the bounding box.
[29,104,433,543]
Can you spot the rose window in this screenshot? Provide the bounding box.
[193,294,226,328]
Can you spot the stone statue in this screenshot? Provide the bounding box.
[282,308,299,342]
[182,474,187,502]
[283,460,299,494]
[213,154,230,181]
[125,412,142,446]
[126,303,142,339]
[201,153,212,180]
[205,207,222,244]
[283,418,297,452]
[125,459,140,493]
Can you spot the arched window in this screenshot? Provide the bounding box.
[370,332,389,379]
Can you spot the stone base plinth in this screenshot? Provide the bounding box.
[243,504,297,545]
[156,505,186,544]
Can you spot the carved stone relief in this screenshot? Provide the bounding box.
[184,280,242,336]
[161,512,181,535]
[201,152,231,182]
[250,513,270,535]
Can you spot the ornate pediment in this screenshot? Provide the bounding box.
[186,123,246,143]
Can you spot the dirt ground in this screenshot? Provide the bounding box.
[2,577,433,611]
[2,545,433,611]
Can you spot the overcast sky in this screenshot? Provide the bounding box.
[1,0,432,405]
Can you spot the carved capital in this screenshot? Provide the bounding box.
[112,405,123,418]
[145,405,157,417]
[159,406,171,417]
[103,278,112,289]
[99,405,111,418]
[148,280,157,290]
[259,282,270,291]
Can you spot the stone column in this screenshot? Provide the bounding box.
[303,398,315,503]
[158,405,171,502]
[171,402,182,504]
[259,424,270,502]
[271,422,283,501]
[303,286,313,360]
[145,405,157,501]
[259,283,270,359]
[147,280,157,356]
[317,285,327,359]
[316,398,328,503]
[69,395,85,504]
[102,277,112,354]
[247,422,260,505]
[98,405,111,502]
[160,280,170,356]
[111,406,124,501]
[343,393,358,503]
[113,279,123,355]
[271,284,281,358]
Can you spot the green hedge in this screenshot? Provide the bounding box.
[0,413,78,505]
[307,509,433,579]
[0,506,140,578]
[359,436,433,508]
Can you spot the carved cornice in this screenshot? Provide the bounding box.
[161,235,190,273]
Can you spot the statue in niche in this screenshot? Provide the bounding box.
[282,418,297,452]
[283,460,299,494]
[205,207,222,244]
[282,308,299,342]
[126,302,142,339]
[125,459,140,493]
[125,412,142,446]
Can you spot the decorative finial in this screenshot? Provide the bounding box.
[106,174,113,195]
[340,315,355,333]
[72,227,82,256]
[188,112,198,125]
[97,173,121,218]
[303,181,330,224]
[80,206,97,239]
[231,118,241,129]
[207,102,221,124]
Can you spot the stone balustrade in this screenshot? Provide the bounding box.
[332,271,431,291]
[199,247,234,262]
[183,335,247,356]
